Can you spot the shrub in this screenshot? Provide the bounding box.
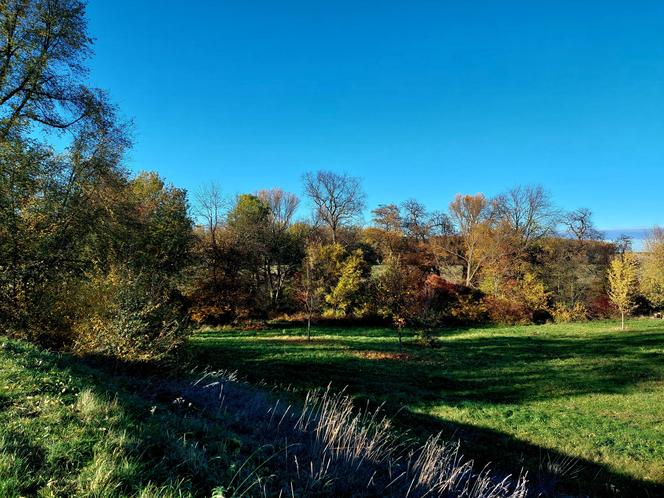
[74,269,190,361]
[484,296,530,325]
[551,302,588,323]
[451,292,488,324]
[586,294,617,320]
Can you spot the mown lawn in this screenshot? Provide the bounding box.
[189,319,664,496]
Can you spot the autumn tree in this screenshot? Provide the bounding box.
[189,183,245,324]
[297,243,325,340]
[303,170,365,243]
[325,249,368,317]
[641,227,664,308]
[608,253,639,330]
[375,252,422,350]
[372,203,402,233]
[125,172,193,280]
[441,193,499,287]
[73,171,193,360]
[0,0,130,343]
[367,204,403,257]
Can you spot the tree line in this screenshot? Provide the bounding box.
[1,0,662,360]
[189,175,663,338]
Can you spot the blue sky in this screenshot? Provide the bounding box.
[86,1,664,233]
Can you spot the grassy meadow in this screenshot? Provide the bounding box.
[189,319,664,496]
[1,319,661,496]
[0,336,529,497]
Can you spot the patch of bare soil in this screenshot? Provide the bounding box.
[260,336,347,347]
[352,351,413,361]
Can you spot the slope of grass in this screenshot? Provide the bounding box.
[0,339,240,497]
[188,319,664,497]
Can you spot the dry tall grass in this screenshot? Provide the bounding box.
[179,372,529,497]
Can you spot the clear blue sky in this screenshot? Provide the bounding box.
[86,1,664,232]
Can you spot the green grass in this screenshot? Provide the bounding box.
[0,336,531,497]
[188,319,664,496]
[0,339,259,497]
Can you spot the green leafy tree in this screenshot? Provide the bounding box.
[0,0,133,348]
[325,249,367,317]
[127,172,193,280]
[0,0,115,139]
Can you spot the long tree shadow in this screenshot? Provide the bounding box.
[188,325,664,496]
[0,339,537,496]
[392,409,664,498]
[189,328,664,405]
[0,340,246,495]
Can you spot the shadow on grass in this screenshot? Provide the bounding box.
[392,409,663,498]
[189,328,664,404]
[0,339,534,497]
[187,326,664,496]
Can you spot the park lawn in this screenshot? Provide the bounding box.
[189,319,664,496]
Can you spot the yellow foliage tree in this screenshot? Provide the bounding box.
[608,253,639,330]
[641,227,664,308]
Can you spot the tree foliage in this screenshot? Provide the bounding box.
[641,227,664,308]
[608,253,639,330]
[0,0,191,359]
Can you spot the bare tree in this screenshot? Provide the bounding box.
[614,234,633,256]
[429,210,453,237]
[195,182,226,248]
[562,208,602,240]
[257,189,302,306]
[303,170,366,243]
[194,183,229,289]
[257,188,299,233]
[401,199,429,242]
[495,185,558,244]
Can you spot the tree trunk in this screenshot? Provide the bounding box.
[398,327,403,351]
[307,313,311,341]
[621,312,625,331]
